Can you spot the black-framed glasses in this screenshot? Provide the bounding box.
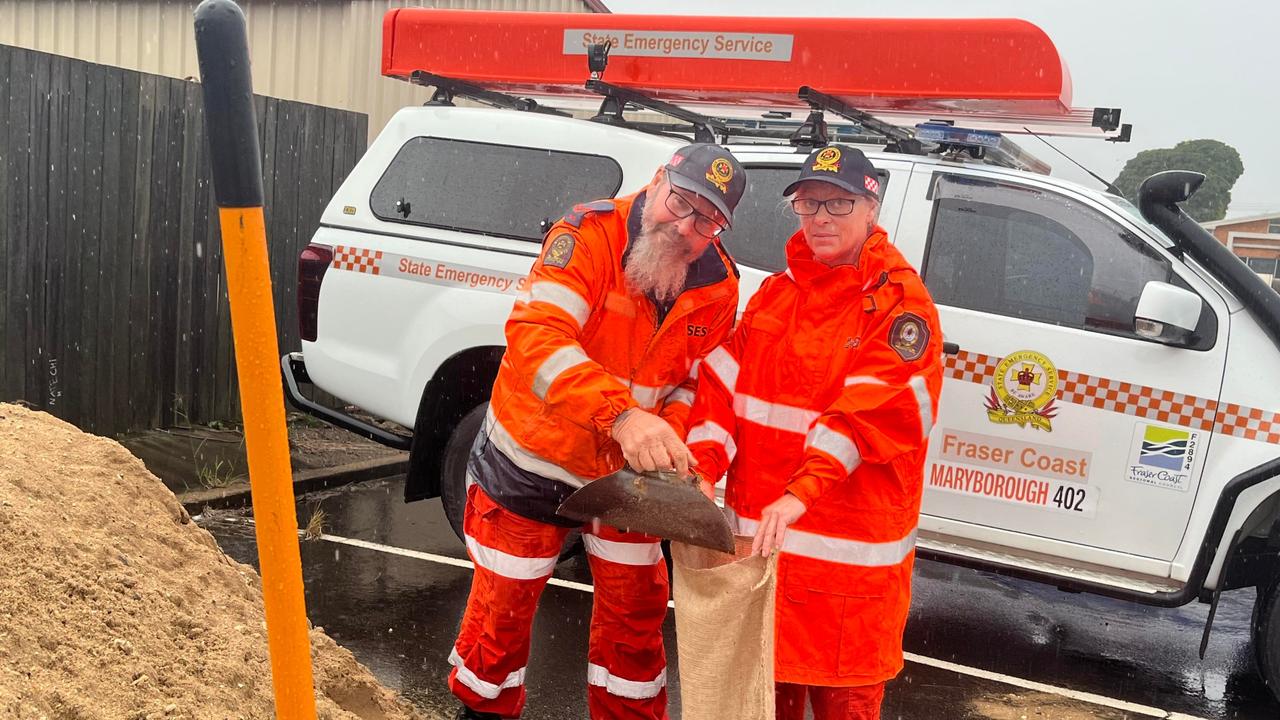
[665,185,727,238]
[791,197,857,216]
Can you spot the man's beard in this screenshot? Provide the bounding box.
[624,219,695,303]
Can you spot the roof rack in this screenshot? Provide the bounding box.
[407,60,1047,168]
[579,44,929,153]
[585,78,729,144]
[794,86,925,155]
[409,70,570,117]
[406,60,1067,173]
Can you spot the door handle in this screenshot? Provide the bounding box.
[943,341,960,355]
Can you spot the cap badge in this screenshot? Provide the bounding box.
[813,147,842,173]
[705,157,733,193]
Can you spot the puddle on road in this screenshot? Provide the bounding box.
[970,691,1133,720]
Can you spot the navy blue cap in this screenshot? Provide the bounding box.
[783,145,882,200]
[664,143,746,227]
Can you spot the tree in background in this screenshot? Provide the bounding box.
[1113,139,1244,222]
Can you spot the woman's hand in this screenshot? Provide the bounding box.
[689,467,717,500]
[751,493,807,557]
[697,475,716,500]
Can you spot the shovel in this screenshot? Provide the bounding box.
[557,467,735,553]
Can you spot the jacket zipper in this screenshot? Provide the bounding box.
[630,284,730,385]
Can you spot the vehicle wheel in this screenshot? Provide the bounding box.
[1253,575,1280,701]
[439,403,582,560]
[439,404,487,544]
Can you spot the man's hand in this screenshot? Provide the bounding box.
[611,408,695,475]
[751,493,807,557]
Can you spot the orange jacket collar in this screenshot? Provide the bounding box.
[784,226,908,289]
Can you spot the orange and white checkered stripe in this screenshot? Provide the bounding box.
[944,350,1280,445]
[332,245,382,275]
[1216,401,1280,445]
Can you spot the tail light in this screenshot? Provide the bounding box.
[298,243,333,342]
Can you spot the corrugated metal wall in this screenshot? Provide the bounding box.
[0,0,593,140]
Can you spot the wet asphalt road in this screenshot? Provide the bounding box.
[200,476,1280,719]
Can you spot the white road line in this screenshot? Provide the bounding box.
[902,652,1195,718]
[206,519,1206,719]
[315,532,640,602]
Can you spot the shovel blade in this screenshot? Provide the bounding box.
[557,470,735,553]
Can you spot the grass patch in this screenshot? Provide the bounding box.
[196,458,239,490]
[303,506,327,541]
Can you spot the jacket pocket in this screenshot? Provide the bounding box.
[781,558,902,679]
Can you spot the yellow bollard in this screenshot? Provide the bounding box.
[194,2,317,717]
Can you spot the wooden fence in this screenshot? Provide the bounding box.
[0,44,368,435]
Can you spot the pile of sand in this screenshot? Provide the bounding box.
[0,403,427,720]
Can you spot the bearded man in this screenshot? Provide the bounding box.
[447,144,746,720]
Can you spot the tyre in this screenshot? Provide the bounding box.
[438,403,582,560]
[439,404,487,543]
[1252,574,1280,702]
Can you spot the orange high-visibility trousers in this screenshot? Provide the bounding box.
[449,484,671,719]
[776,681,886,720]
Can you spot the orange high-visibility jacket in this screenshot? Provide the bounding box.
[486,190,739,499]
[688,229,943,686]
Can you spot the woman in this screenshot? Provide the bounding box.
[686,145,944,720]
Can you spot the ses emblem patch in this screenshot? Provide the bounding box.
[543,233,576,269]
[889,312,929,362]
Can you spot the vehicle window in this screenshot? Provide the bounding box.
[922,174,1215,347]
[370,137,623,242]
[1240,255,1280,292]
[721,165,890,273]
[1110,195,1179,249]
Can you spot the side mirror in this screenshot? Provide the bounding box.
[1134,281,1202,345]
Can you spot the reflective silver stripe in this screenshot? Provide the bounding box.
[632,382,665,409]
[785,268,796,281]
[703,346,739,392]
[845,375,888,387]
[484,408,590,487]
[665,387,695,407]
[587,664,668,700]
[910,375,934,440]
[610,375,678,410]
[689,359,701,380]
[449,647,525,700]
[583,535,662,565]
[687,421,737,462]
[805,424,861,474]
[532,344,592,400]
[526,281,591,328]
[733,393,820,435]
[726,508,917,567]
[464,533,558,580]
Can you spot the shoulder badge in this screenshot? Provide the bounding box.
[561,200,616,228]
[543,233,576,269]
[888,312,930,362]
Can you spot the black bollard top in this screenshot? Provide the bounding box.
[194,0,264,209]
